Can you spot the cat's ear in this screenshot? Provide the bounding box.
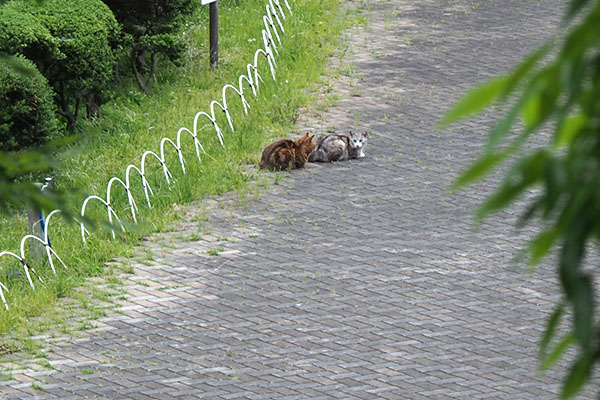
[363,131,369,138]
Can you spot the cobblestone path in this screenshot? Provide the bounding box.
[3,0,596,399]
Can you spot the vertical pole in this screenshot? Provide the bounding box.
[210,1,219,69]
[27,180,45,262]
[26,178,53,262]
[27,206,44,261]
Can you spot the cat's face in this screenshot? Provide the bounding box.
[349,131,368,149]
[298,133,316,155]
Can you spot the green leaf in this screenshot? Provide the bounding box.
[476,151,546,219]
[558,212,594,352]
[540,331,574,372]
[450,151,506,191]
[540,302,565,357]
[477,177,527,220]
[521,66,560,132]
[541,158,568,218]
[439,75,509,126]
[573,275,593,352]
[562,3,600,60]
[565,0,591,20]
[485,79,544,153]
[530,229,559,265]
[0,54,39,78]
[561,356,591,399]
[554,113,586,147]
[485,99,521,153]
[559,229,585,298]
[557,182,596,234]
[502,44,550,98]
[522,91,542,129]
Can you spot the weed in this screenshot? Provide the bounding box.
[36,359,53,369]
[0,372,13,381]
[90,308,107,319]
[187,233,203,241]
[273,173,285,185]
[77,321,95,331]
[207,248,225,256]
[21,338,41,354]
[105,275,123,285]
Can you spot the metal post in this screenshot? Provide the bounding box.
[27,205,44,261]
[210,1,219,69]
[27,178,52,262]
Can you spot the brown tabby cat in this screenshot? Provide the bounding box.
[259,132,316,171]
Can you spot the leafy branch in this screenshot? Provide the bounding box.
[440,1,600,397]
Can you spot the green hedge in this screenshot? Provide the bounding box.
[102,0,195,92]
[0,5,63,68]
[8,0,120,128]
[0,55,61,151]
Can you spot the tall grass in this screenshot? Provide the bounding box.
[0,0,350,338]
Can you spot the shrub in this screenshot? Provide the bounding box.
[0,5,63,70]
[8,0,120,128]
[102,0,195,93]
[0,55,61,151]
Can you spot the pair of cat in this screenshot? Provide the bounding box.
[259,131,368,171]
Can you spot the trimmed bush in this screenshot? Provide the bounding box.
[9,0,120,128]
[0,6,63,69]
[102,0,195,93]
[0,55,61,151]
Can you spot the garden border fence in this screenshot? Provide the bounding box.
[0,0,293,310]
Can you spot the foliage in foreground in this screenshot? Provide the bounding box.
[441,1,600,397]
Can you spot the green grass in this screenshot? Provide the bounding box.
[0,0,359,347]
[0,372,13,381]
[31,382,44,391]
[207,247,225,256]
[35,359,53,369]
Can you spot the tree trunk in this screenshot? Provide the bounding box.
[114,61,120,83]
[132,48,158,93]
[136,49,146,72]
[86,93,100,120]
[147,52,158,92]
[57,81,78,130]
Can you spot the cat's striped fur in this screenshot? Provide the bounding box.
[259,132,316,171]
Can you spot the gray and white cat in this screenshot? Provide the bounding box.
[308,131,368,163]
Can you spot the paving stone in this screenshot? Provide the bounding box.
[3,1,599,399]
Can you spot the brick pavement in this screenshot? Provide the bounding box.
[2,0,596,398]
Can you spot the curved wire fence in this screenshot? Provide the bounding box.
[0,0,293,310]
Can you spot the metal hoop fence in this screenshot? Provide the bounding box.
[0,0,293,310]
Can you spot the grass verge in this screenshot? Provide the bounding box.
[0,0,361,352]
